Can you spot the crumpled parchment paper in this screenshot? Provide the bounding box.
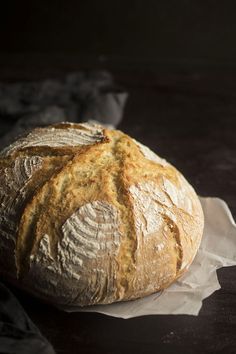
[62,197,236,318]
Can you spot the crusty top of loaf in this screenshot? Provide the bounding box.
[0,122,204,306]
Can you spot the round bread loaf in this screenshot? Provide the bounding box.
[0,122,204,306]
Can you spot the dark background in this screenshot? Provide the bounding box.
[1,1,236,354]
[1,0,236,78]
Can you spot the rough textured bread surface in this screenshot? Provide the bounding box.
[0,122,204,306]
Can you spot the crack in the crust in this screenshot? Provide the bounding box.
[161,213,183,274]
[15,157,75,278]
[109,139,137,299]
[1,155,69,276]
[2,128,109,159]
[163,189,194,219]
[15,143,105,279]
[111,147,137,258]
[8,144,102,159]
[163,189,175,206]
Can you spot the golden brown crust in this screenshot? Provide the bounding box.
[0,122,204,306]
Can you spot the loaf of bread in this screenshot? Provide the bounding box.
[0,122,204,306]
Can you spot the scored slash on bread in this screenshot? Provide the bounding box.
[0,122,204,306]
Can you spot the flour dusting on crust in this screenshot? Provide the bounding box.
[29,201,121,304]
[129,181,180,295]
[1,124,105,156]
[0,156,42,243]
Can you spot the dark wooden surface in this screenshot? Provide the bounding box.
[3,69,236,354]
